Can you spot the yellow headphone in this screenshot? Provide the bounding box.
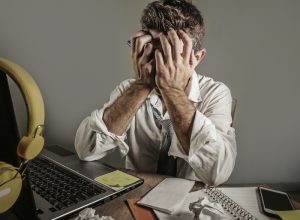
[0,58,45,213]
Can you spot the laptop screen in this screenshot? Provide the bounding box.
[0,71,37,219]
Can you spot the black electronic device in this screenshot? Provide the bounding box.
[0,69,38,220]
[258,186,294,219]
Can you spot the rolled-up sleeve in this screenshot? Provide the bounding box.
[169,84,237,186]
[74,80,134,161]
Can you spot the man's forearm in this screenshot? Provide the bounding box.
[160,88,196,154]
[103,81,152,135]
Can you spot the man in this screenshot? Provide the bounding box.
[75,0,236,186]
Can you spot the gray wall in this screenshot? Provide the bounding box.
[1,0,300,184]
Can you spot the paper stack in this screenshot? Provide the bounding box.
[136,178,195,219]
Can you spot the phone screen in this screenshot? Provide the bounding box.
[260,188,294,211]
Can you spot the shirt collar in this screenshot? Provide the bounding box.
[149,92,161,109]
[148,71,202,108]
[187,71,202,103]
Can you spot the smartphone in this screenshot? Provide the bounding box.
[258,187,295,219]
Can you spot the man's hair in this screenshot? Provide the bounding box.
[141,0,205,52]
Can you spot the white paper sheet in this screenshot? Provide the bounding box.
[137,178,195,214]
[154,187,277,220]
[154,190,231,220]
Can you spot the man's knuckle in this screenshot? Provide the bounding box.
[174,39,181,47]
[158,63,165,69]
[138,59,143,65]
[169,65,175,72]
[166,42,171,49]
[183,59,189,65]
[169,34,176,42]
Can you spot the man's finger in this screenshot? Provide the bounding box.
[155,49,165,72]
[140,43,153,63]
[179,30,193,63]
[130,30,148,48]
[131,31,151,57]
[131,30,147,39]
[159,33,173,65]
[131,31,146,53]
[134,34,152,58]
[168,29,182,63]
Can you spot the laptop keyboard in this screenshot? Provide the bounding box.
[27,157,107,212]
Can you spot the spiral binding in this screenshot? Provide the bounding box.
[204,186,257,220]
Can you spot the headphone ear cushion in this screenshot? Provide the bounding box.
[17,136,44,160]
[0,162,22,213]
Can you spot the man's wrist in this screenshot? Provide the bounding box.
[159,86,186,97]
[132,80,154,94]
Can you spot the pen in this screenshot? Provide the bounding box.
[127,40,132,48]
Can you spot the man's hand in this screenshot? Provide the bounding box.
[154,29,198,154]
[131,31,156,89]
[155,29,197,92]
[103,31,155,136]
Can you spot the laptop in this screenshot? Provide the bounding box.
[26,145,144,220]
[0,72,143,220]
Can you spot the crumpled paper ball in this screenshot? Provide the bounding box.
[74,207,115,220]
[189,197,227,220]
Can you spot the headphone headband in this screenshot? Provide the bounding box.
[0,58,45,160]
[0,58,45,213]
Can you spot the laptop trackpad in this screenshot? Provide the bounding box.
[67,160,115,180]
[46,145,75,157]
[45,145,115,180]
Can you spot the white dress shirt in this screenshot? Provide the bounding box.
[75,72,237,186]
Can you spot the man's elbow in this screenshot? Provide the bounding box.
[75,146,88,161]
[210,167,234,186]
[74,139,91,161]
[210,151,237,186]
[212,135,237,185]
[198,164,235,186]
[192,147,236,186]
[75,141,106,162]
[74,129,97,161]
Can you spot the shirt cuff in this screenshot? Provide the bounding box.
[188,110,217,157]
[89,108,129,156]
[168,110,217,160]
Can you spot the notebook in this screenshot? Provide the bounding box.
[154,187,276,220]
[136,177,279,220]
